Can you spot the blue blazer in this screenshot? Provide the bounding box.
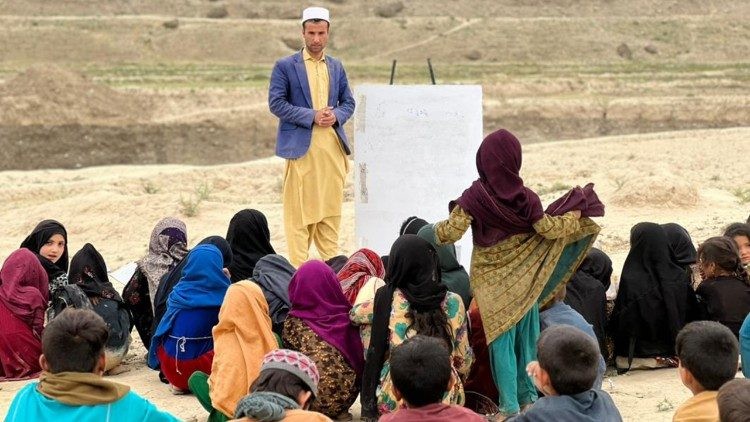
[269,51,355,159]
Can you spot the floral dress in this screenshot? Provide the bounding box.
[350,289,473,414]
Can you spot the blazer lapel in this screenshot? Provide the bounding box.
[326,55,337,107]
[294,51,313,108]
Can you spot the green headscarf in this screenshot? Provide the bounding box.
[417,224,472,309]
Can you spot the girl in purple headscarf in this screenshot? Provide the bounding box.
[432,129,604,419]
[282,260,364,420]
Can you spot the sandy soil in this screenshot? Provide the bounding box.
[1,128,749,420]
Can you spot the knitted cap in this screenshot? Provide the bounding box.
[261,349,320,397]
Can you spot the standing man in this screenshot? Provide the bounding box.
[269,7,355,267]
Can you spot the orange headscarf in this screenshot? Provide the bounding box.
[209,280,277,416]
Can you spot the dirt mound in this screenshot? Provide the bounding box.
[610,171,699,208]
[0,65,152,125]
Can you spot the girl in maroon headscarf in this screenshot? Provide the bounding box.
[0,249,49,380]
[432,129,603,419]
[282,260,364,420]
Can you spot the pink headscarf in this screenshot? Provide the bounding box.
[288,261,364,377]
[0,249,49,336]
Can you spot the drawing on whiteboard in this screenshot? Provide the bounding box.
[353,85,483,268]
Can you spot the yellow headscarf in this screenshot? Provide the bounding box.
[209,280,278,416]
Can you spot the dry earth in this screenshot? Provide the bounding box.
[0,128,748,420]
[1,0,749,169]
[1,1,749,420]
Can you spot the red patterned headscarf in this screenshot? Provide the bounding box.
[336,248,385,305]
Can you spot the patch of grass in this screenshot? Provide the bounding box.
[612,176,627,192]
[179,195,201,217]
[142,180,160,194]
[196,181,212,201]
[656,398,674,412]
[733,187,750,204]
[709,174,721,182]
[536,182,572,196]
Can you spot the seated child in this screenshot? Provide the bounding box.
[233,349,330,421]
[380,335,485,422]
[539,286,606,390]
[4,308,177,421]
[717,379,750,422]
[673,321,739,422]
[695,237,750,338]
[724,223,750,267]
[716,378,750,422]
[510,325,622,421]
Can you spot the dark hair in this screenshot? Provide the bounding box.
[724,222,750,240]
[250,368,316,404]
[399,216,428,236]
[537,325,599,395]
[41,308,109,373]
[697,236,749,284]
[302,18,329,30]
[389,335,452,407]
[676,321,738,391]
[718,378,750,422]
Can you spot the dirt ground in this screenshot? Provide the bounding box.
[1,0,749,169]
[0,128,748,420]
[1,1,749,419]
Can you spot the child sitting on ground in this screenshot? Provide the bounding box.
[232,349,331,422]
[510,325,622,421]
[673,321,739,422]
[4,308,177,421]
[717,379,750,422]
[380,335,484,421]
[539,285,606,390]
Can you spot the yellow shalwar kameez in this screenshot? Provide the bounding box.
[283,48,349,267]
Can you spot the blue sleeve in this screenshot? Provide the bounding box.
[741,314,750,378]
[332,62,355,127]
[126,392,181,422]
[268,60,315,128]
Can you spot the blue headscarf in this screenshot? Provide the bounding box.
[148,244,230,368]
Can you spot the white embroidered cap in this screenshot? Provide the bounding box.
[302,6,330,23]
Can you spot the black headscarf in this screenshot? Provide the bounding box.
[68,243,122,302]
[226,209,275,283]
[610,222,694,371]
[661,223,697,268]
[360,235,446,418]
[152,236,232,334]
[68,243,131,349]
[325,255,348,273]
[399,216,429,236]
[20,219,69,282]
[565,247,611,359]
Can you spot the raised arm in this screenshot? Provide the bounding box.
[434,205,473,245]
[532,211,582,240]
[268,61,315,128]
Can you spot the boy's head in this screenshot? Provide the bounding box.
[389,335,452,407]
[717,379,750,422]
[676,321,738,393]
[40,308,108,374]
[535,325,598,395]
[250,349,320,409]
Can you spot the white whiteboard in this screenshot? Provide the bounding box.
[353,85,483,268]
